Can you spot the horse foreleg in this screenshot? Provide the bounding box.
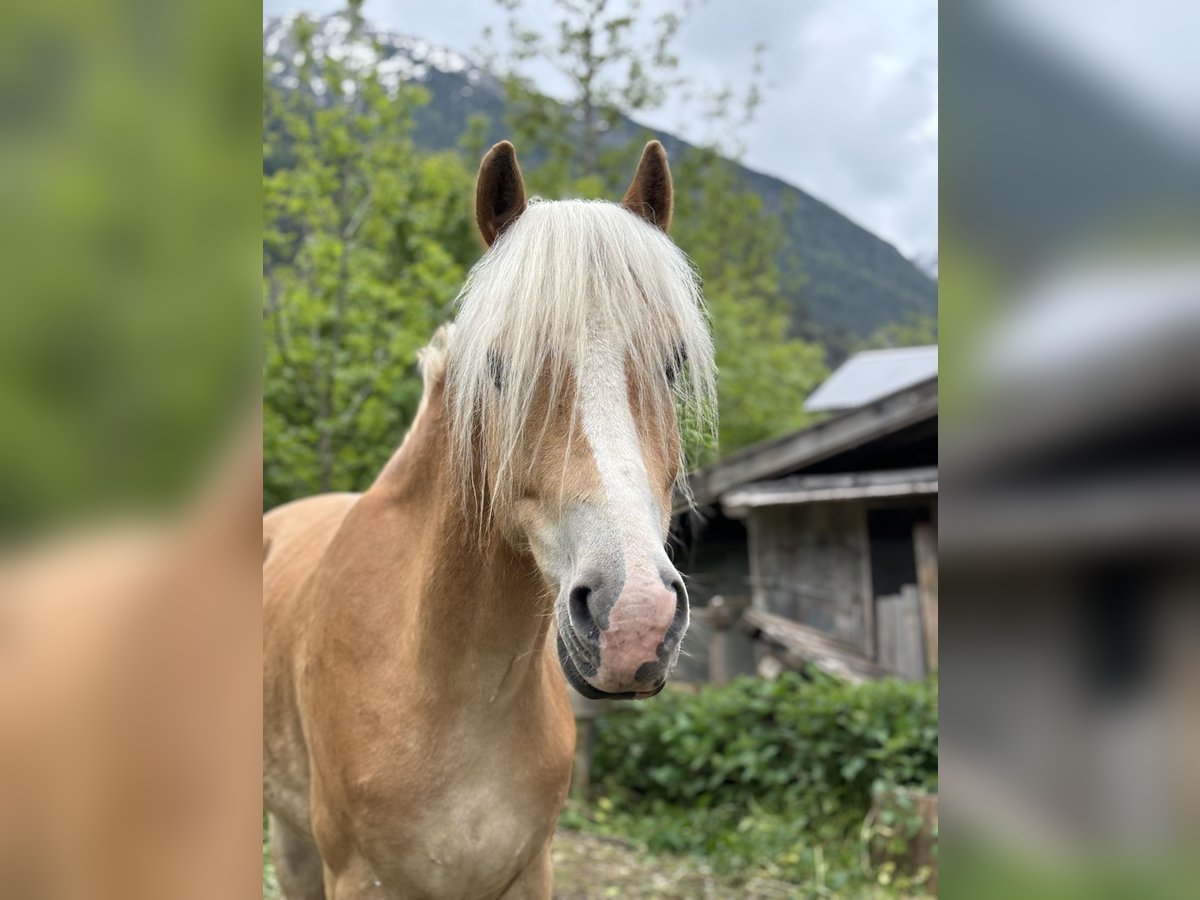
[322,854,392,900]
[498,845,553,900]
[320,849,553,900]
[268,814,326,900]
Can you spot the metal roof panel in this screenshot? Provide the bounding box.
[805,346,938,412]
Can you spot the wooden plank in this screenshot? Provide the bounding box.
[694,596,753,686]
[877,586,925,679]
[673,613,712,684]
[703,594,752,630]
[913,522,938,670]
[740,607,886,683]
[709,626,732,686]
[898,586,925,679]
[857,502,877,661]
[571,719,594,798]
[721,467,938,513]
[876,596,897,676]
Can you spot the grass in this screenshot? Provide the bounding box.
[262,824,925,899]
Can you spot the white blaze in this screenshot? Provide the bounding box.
[577,334,666,580]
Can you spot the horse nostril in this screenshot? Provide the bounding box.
[671,578,687,612]
[667,578,688,640]
[568,584,596,638]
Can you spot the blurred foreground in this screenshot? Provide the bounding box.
[0,427,262,900]
[941,2,1200,897]
[1,0,260,896]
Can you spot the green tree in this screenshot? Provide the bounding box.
[672,149,828,453]
[262,10,479,508]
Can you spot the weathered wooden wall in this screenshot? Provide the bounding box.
[680,495,937,682]
[746,500,875,655]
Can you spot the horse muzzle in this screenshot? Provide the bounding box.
[555,565,688,700]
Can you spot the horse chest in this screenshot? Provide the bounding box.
[341,760,560,898]
[322,707,571,899]
[411,783,547,883]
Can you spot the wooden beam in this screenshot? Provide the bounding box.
[913,523,938,671]
[690,596,752,686]
[877,586,925,679]
[857,501,877,661]
[571,719,595,798]
[740,607,887,683]
[722,467,938,515]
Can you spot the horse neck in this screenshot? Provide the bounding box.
[367,377,554,706]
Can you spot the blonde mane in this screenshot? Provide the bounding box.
[444,199,716,511]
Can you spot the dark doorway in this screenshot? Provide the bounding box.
[867,506,929,597]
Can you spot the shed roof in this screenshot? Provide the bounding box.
[721,467,938,516]
[804,346,938,412]
[681,375,937,510]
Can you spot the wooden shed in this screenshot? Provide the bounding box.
[672,350,938,683]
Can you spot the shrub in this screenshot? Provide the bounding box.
[573,669,938,888]
[593,670,937,820]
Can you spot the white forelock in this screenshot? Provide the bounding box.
[444,199,716,511]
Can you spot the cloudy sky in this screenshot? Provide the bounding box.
[264,0,939,260]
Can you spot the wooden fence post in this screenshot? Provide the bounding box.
[571,718,595,799]
[705,595,751,685]
[877,586,925,679]
[568,691,608,798]
[913,523,938,671]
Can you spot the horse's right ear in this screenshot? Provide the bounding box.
[476,141,527,247]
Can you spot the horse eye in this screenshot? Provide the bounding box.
[487,349,504,391]
[665,345,688,385]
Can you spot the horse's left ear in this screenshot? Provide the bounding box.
[476,141,527,247]
[622,140,673,234]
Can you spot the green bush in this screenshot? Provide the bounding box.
[593,670,937,820]
[571,670,938,889]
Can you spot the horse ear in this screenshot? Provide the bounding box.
[476,141,527,247]
[622,140,673,233]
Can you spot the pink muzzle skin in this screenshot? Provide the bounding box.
[592,571,683,694]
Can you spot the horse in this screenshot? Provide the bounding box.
[262,139,716,900]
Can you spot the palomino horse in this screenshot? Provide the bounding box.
[263,140,716,899]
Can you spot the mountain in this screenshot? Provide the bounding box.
[264,13,937,356]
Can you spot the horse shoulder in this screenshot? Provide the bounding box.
[263,491,362,837]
